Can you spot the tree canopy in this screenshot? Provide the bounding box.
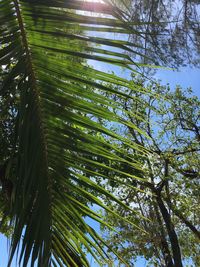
[100,79,200,266]
[112,0,200,69]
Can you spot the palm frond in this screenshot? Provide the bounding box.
[0,0,151,266]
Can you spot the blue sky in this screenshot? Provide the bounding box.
[156,67,199,95]
[1,65,199,266]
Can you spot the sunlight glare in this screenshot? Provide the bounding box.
[86,0,104,3]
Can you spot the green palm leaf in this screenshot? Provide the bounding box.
[0,0,151,266]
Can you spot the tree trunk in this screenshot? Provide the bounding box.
[153,202,174,267]
[156,195,183,267]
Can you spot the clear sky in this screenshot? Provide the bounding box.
[156,67,199,96]
[1,65,199,266]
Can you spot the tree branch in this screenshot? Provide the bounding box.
[164,197,200,240]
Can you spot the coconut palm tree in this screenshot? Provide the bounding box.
[0,0,150,266]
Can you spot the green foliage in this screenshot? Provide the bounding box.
[0,0,153,266]
[0,193,13,237]
[112,0,200,69]
[99,79,200,266]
